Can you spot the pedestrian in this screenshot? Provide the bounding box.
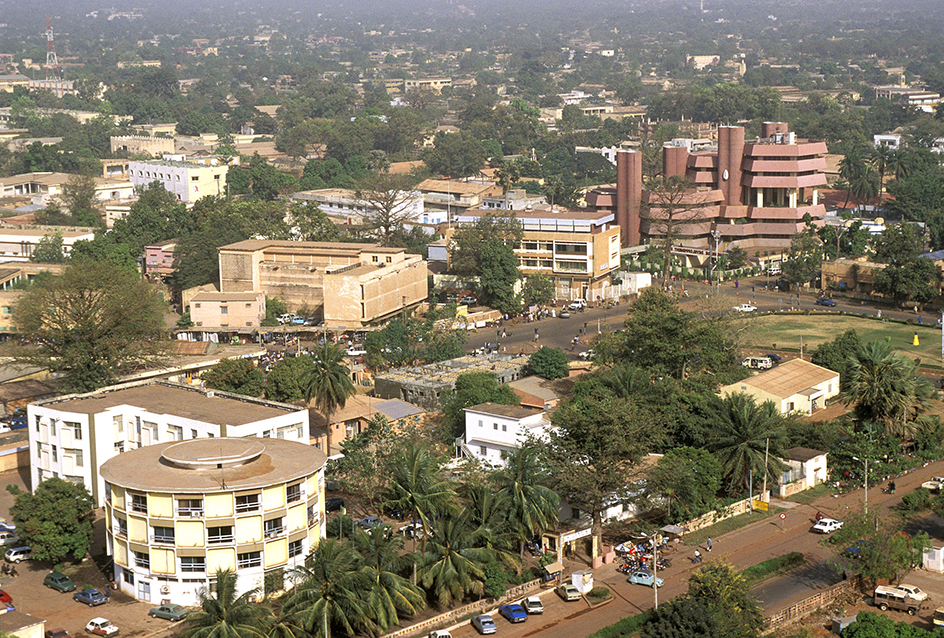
[707,537,712,552]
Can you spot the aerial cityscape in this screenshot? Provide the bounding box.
[0,0,943,637]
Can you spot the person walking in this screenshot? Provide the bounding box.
[707,537,712,552]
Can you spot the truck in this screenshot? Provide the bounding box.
[873,586,923,615]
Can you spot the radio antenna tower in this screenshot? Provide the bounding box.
[45,16,61,81]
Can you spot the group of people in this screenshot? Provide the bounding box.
[1,564,18,577]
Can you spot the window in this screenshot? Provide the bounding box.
[35,415,40,432]
[220,306,228,314]
[264,518,284,538]
[502,424,507,432]
[180,556,205,573]
[152,526,175,544]
[237,551,262,569]
[493,422,498,430]
[235,493,260,513]
[168,425,183,442]
[296,424,304,438]
[123,568,134,585]
[478,419,483,428]
[50,420,56,436]
[288,539,303,558]
[72,449,84,467]
[52,445,57,462]
[114,442,124,453]
[65,421,82,439]
[116,517,127,538]
[307,505,317,526]
[208,526,234,544]
[177,499,203,517]
[130,493,147,513]
[286,483,302,503]
[480,445,487,455]
[133,550,150,568]
[191,429,198,439]
[113,415,123,433]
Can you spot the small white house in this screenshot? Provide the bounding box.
[780,447,828,496]
[463,403,551,466]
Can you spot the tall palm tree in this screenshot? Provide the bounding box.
[870,143,894,195]
[840,340,933,438]
[838,150,866,211]
[418,509,494,607]
[182,568,269,638]
[382,443,457,554]
[888,148,911,182]
[462,481,517,556]
[351,525,425,631]
[493,446,560,554]
[304,340,356,455]
[708,393,789,495]
[284,539,375,638]
[849,166,880,213]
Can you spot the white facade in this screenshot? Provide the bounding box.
[291,188,426,228]
[28,381,310,507]
[463,403,551,467]
[129,157,229,203]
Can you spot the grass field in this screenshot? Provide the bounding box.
[744,313,944,368]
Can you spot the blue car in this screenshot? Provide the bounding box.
[73,589,109,607]
[291,316,306,325]
[498,603,528,623]
[356,516,384,529]
[815,297,837,307]
[627,570,664,588]
[844,540,873,558]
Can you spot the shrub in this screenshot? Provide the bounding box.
[901,487,932,512]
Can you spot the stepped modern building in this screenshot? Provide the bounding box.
[100,437,327,605]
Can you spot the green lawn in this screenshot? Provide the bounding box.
[684,508,779,546]
[745,313,944,367]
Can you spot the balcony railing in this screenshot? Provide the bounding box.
[208,534,235,544]
[235,501,260,513]
[151,535,175,545]
[177,508,204,517]
[264,526,285,539]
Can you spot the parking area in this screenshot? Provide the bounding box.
[0,469,179,638]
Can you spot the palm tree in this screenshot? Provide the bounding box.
[840,340,933,438]
[351,525,425,631]
[888,148,911,182]
[462,482,518,557]
[284,539,375,638]
[708,393,789,495]
[304,340,356,455]
[493,446,560,554]
[838,150,866,211]
[182,568,269,638]
[849,166,880,213]
[418,509,494,607]
[870,143,894,195]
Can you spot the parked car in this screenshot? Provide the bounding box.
[356,516,385,529]
[0,601,13,614]
[0,531,20,546]
[498,603,528,623]
[4,546,31,563]
[568,299,587,312]
[627,570,664,588]
[303,317,321,326]
[428,631,452,638]
[460,296,477,306]
[815,297,837,307]
[843,540,873,558]
[742,356,773,370]
[578,349,596,361]
[149,604,189,621]
[559,310,571,318]
[85,618,119,637]
[920,476,944,492]
[556,583,581,601]
[471,614,497,635]
[277,314,293,325]
[811,518,843,534]
[290,316,306,325]
[0,589,11,603]
[0,522,16,533]
[45,629,72,638]
[764,353,782,363]
[732,304,757,312]
[325,497,344,512]
[44,571,77,593]
[895,584,928,601]
[74,589,109,607]
[873,586,923,615]
[520,596,543,614]
[345,348,367,356]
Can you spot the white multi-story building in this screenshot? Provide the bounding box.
[28,381,310,507]
[100,437,326,605]
[291,187,429,228]
[463,402,551,467]
[128,155,231,203]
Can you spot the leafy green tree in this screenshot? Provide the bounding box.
[439,372,519,440]
[687,563,764,638]
[61,174,102,227]
[479,238,520,314]
[424,130,487,178]
[833,511,932,588]
[30,233,67,263]
[288,203,342,242]
[14,261,166,391]
[449,213,523,277]
[646,447,722,523]
[182,568,269,638]
[873,223,925,265]
[493,446,560,552]
[781,230,823,289]
[810,329,861,387]
[873,258,941,305]
[641,597,722,638]
[284,540,376,638]
[522,274,554,305]
[262,298,288,327]
[708,393,790,495]
[354,172,421,246]
[527,346,569,380]
[10,478,94,565]
[304,341,356,453]
[265,356,318,403]
[351,525,424,630]
[543,391,663,556]
[201,359,265,396]
[841,340,934,438]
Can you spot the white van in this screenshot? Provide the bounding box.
[4,546,31,563]
[742,356,773,370]
[568,299,587,312]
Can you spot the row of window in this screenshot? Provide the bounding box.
[118,517,293,545]
[477,419,508,432]
[122,483,305,518]
[130,541,303,572]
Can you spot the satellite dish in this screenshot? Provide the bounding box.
[722,169,729,181]
[875,217,885,225]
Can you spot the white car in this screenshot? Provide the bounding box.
[732,304,757,312]
[86,618,119,637]
[521,596,544,614]
[921,477,944,492]
[811,518,843,534]
[277,314,292,325]
[568,299,587,311]
[895,584,928,601]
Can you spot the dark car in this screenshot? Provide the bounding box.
[45,629,72,638]
[815,297,837,307]
[73,589,109,607]
[764,353,782,363]
[498,603,528,623]
[357,516,385,529]
[325,497,344,512]
[44,572,77,593]
[149,604,189,621]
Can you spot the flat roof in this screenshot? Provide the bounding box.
[35,382,302,426]
[100,437,326,493]
[465,402,538,419]
[191,292,263,302]
[219,239,401,254]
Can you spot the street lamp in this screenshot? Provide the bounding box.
[648,533,661,609]
[852,455,869,513]
[710,230,722,294]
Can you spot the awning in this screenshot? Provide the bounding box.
[660,525,689,536]
[544,561,563,575]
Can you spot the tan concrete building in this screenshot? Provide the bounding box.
[190,291,266,329]
[101,437,327,605]
[719,358,840,416]
[110,135,175,157]
[455,207,622,301]
[0,74,30,92]
[218,240,428,327]
[404,77,452,93]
